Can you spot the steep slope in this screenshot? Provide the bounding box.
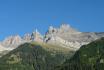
[0,30,43,57]
[0,42,73,70]
[1,35,22,48]
[56,37,104,70]
[0,44,6,51]
[44,24,104,50]
[0,29,43,49]
[0,45,12,57]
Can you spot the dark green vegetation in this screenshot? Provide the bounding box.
[56,37,104,70]
[0,42,73,70]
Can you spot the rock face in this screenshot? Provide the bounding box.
[0,29,43,54]
[0,24,104,55]
[44,24,104,50]
[1,35,22,47]
[31,29,43,42]
[23,33,31,41]
[23,29,43,42]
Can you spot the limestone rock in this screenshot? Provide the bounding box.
[1,35,22,48]
[31,29,43,42]
[44,24,104,50]
[23,33,31,41]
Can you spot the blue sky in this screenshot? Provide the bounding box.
[0,0,104,40]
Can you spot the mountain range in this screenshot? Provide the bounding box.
[0,24,104,70]
[0,24,104,52]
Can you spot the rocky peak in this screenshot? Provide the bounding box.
[0,29,44,50]
[47,26,57,34]
[0,23,104,53]
[44,24,104,50]
[47,24,79,35]
[59,24,79,33]
[60,24,70,29]
[23,33,31,41]
[31,29,43,42]
[45,24,80,41]
[1,35,22,47]
[31,29,38,40]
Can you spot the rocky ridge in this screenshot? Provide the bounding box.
[44,24,104,50]
[0,24,104,54]
[0,29,43,55]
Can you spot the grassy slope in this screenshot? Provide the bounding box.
[0,42,74,70]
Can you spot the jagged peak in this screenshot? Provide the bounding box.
[60,23,71,29]
[47,23,80,34]
[59,23,79,32]
[23,32,31,36]
[3,35,21,40]
[49,26,54,30]
[23,33,31,41]
[30,29,43,42]
[1,35,22,47]
[32,28,41,35]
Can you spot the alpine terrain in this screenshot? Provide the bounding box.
[56,37,104,70]
[0,24,104,70]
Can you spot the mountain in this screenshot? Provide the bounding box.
[0,24,104,70]
[56,37,104,70]
[0,42,73,70]
[1,35,22,48]
[0,29,43,55]
[0,24,104,57]
[44,24,104,50]
[1,29,43,48]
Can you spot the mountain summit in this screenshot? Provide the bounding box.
[44,24,104,50]
[0,29,43,56]
[0,24,104,70]
[0,24,104,56]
